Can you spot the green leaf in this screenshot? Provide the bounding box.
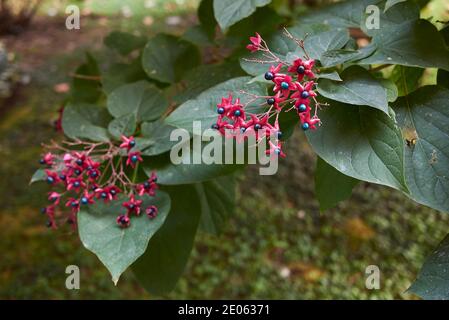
[317,66,389,114]
[30,169,46,184]
[319,46,376,68]
[384,0,407,12]
[213,0,271,31]
[304,28,350,61]
[107,81,168,123]
[359,20,449,71]
[62,103,111,142]
[315,157,359,211]
[197,175,235,235]
[389,65,424,97]
[142,34,201,84]
[306,102,408,192]
[173,62,246,104]
[315,71,342,81]
[108,114,136,139]
[437,26,449,89]
[379,78,398,103]
[409,233,449,299]
[166,76,267,132]
[78,192,171,285]
[143,139,243,185]
[136,120,178,156]
[132,185,202,295]
[182,25,213,47]
[394,86,449,213]
[101,60,148,95]
[104,31,147,56]
[71,53,102,103]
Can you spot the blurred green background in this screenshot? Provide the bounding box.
[1,0,449,299]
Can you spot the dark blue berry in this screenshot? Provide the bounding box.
[297,65,305,74]
[46,176,55,184]
[302,122,310,131]
[131,155,138,163]
[50,196,58,203]
[277,131,282,139]
[267,98,275,105]
[81,197,89,205]
[144,181,151,189]
[76,159,83,166]
[46,221,53,228]
[90,171,98,178]
[301,91,309,99]
[71,201,78,208]
[73,181,81,188]
[40,207,47,214]
[110,189,117,195]
[264,71,274,80]
[74,169,82,176]
[101,192,108,199]
[254,123,262,131]
[129,140,136,147]
[275,148,281,155]
[217,107,225,114]
[281,81,289,90]
[240,127,246,133]
[297,104,307,113]
[129,204,135,209]
[234,110,242,117]
[39,159,45,165]
[59,174,66,181]
[211,124,219,130]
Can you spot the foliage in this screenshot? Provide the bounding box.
[30,0,449,299]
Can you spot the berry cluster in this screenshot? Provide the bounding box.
[212,31,323,157]
[38,136,158,229]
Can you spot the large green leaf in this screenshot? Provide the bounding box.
[78,192,171,284]
[394,86,449,213]
[409,233,449,300]
[132,185,202,295]
[315,157,359,211]
[384,0,407,12]
[304,28,350,61]
[359,19,449,71]
[166,76,267,132]
[317,66,389,114]
[101,60,148,95]
[437,26,449,89]
[107,81,168,123]
[62,103,111,142]
[104,31,147,56]
[198,0,216,40]
[306,102,407,192]
[389,65,424,97]
[213,0,271,31]
[108,114,136,139]
[30,169,46,184]
[197,175,235,235]
[173,62,246,104]
[142,34,200,84]
[136,120,178,156]
[71,53,102,103]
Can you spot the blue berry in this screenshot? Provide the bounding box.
[74,169,82,176]
[302,122,310,131]
[46,221,53,228]
[73,181,81,188]
[144,181,151,189]
[254,123,262,131]
[39,159,45,165]
[59,174,66,181]
[301,91,309,99]
[264,71,274,80]
[40,207,47,214]
[281,82,289,90]
[81,197,89,205]
[129,204,135,209]
[46,176,55,184]
[90,171,98,178]
[110,189,117,195]
[101,192,108,199]
[76,159,83,166]
[129,140,136,147]
[275,148,281,155]
[277,131,282,139]
[131,155,139,163]
[211,124,219,130]
[297,65,305,74]
[71,201,78,208]
[297,104,307,113]
[267,98,275,105]
[240,127,246,133]
[234,110,242,117]
[217,107,225,114]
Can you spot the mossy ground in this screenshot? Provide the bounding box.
[1,0,448,299]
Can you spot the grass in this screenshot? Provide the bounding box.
[1,0,449,299]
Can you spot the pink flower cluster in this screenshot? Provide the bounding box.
[213,32,322,157]
[39,136,158,229]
